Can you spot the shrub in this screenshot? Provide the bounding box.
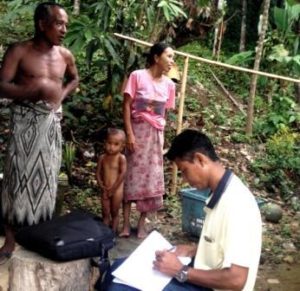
[251,127,300,198]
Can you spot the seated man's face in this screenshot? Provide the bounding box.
[175,155,209,190]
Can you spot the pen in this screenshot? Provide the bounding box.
[168,246,176,252]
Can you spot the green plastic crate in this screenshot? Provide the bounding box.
[181,188,265,237]
[181,188,210,237]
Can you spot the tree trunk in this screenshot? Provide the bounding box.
[9,248,93,291]
[73,0,80,16]
[212,24,219,57]
[212,0,227,60]
[212,21,226,60]
[246,0,271,135]
[239,0,247,52]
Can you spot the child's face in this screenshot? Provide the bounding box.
[105,134,124,155]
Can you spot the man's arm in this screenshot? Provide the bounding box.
[188,264,248,291]
[61,48,79,100]
[154,251,248,291]
[0,43,30,100]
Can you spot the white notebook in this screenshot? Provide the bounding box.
[112,230,191,291]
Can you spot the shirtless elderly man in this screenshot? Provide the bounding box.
[0,2,79,263]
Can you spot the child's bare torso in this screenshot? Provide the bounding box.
[101,153,124,189]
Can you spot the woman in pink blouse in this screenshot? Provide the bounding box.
[119,43,176,238]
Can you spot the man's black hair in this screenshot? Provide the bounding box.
[34,2,64,34]
[165,129,219,162]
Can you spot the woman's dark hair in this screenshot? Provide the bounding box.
[34,2,64,35]
[145,42,171,68]
[165,129,219,162]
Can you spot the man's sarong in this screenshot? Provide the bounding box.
[1,101,62,226]
[124,120,164,212]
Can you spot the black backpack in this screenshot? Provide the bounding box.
[15,210,115,289]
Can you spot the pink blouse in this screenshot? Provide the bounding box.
[124,69,176,130]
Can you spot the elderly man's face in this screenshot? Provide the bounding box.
[42,6,68,46]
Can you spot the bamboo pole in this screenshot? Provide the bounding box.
[170,56,190,195]
[114,33,300,84]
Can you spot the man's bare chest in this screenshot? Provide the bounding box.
[19,51,67,79]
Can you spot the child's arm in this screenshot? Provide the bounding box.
[96,155,106,190]
[107,154,127,197]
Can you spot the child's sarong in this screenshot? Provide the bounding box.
[1,101,62,226]
[124,120,164,212]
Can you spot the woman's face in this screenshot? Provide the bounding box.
[155,47,175,73]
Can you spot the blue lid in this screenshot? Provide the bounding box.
[180,188,211,200]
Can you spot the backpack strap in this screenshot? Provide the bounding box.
[93,245,112,291]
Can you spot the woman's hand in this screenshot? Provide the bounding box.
[126,133,136,152]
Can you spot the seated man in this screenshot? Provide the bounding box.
[104,129,262,291]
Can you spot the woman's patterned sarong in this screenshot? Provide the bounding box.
[1,102,62,226]
[124,119,164,212]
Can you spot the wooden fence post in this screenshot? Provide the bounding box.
[170,56,190,195]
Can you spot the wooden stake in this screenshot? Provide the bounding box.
[170,56,190,195]
[210,69,246,115]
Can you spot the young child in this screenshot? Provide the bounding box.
[96,128,127,233]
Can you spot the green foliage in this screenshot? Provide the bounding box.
[266,127,300,170]
[264,1,300,78]
[268,44,300,76]
[164,193,182,218]
[65,186,100,214]
[185,96,202,112]
[158,0,187,21]
[231,131,252,144]
[251,127,300,198]
[63,142,76,184]
[226,51,254,66]
[0,0,34,48]
[61,0,187,140]
[254,93,300,138]
[273,3,300,42]
[281,224,292,238]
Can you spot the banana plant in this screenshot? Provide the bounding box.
[64,0,187,111]
[267,1,300,78]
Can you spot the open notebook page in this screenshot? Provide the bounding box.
[112,230,191,291]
